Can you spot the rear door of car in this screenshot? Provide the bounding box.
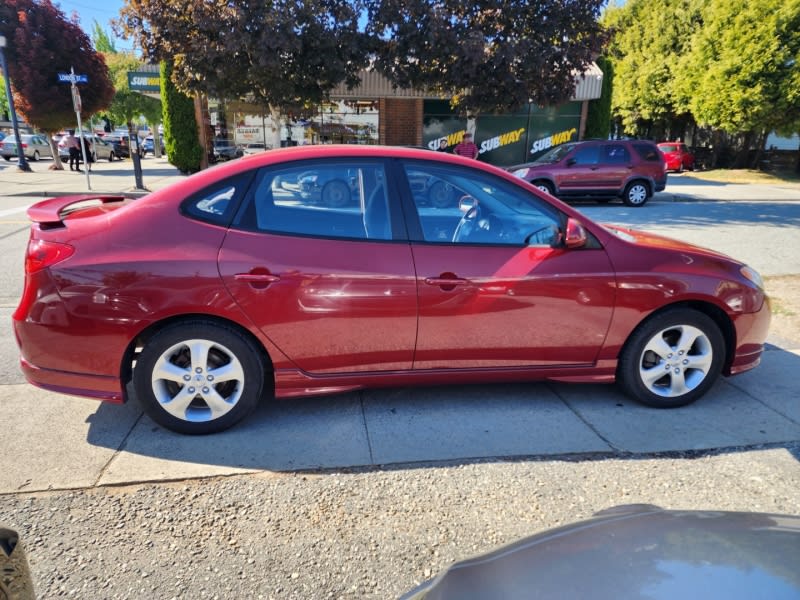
[218,159,419,374]
[597,143,634,190]
[397,160,616,369]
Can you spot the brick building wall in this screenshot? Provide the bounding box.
[379,98,423,146]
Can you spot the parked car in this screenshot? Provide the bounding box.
[243,142,269,155]
[402,505,800,600]
[142,135,165,155]
[0,131,6,142]
[212,138,244,161]
[510,139,667,207]
[103,133,142,159]
[58,135,117,162]
[1,134,54,161]
[13,146,770,434]
[657,141,696,172]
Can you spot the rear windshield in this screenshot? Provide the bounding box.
[632,142,662,161]
[658,144,679,152]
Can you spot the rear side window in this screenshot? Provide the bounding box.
[234,161,392,241]
[182,172,255,226]
[603,144,631,164]
[632,142,662,161]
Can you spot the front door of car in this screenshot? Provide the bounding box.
[218,160,418,374]
[558,144,604,192]
[399,161,616,369]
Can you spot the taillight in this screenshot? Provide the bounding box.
[21,143,28,149]
[25,239,74,273]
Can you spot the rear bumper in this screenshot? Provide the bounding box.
[18,356,124,403]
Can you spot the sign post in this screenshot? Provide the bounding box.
[58,67,90,189]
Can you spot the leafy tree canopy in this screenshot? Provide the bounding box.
[92,20,117,53]
[118,0,368,112]
[0,0,115,133]
[368,0,606,114]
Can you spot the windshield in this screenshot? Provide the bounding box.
[532,143,577,164]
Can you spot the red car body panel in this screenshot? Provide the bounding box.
[13,146,769,407]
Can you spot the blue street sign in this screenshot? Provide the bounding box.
[57,73,88,84]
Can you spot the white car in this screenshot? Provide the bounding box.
[243,142,270,155]
[58,135,118,162]
[1,134,54,161]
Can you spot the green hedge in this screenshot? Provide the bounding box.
[584,56,613,140]
[161,61,203,174]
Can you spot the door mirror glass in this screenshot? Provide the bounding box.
[564,217,587,248]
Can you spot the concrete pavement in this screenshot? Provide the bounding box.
[0,154,184,197]
[1,157,799,496]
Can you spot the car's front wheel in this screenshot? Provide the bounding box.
[133,320,267,434]
[532,180,554,196]
[32,151,40,161]
[108,151,115,162]
[617,309,724,408]
[622,181,650,207]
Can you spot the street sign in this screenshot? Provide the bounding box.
[57,72,88,84]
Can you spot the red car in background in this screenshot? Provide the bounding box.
[657,142,695,172]
[13,145,769,434]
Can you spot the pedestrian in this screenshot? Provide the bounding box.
[436,139,448,152]
[453,132,479,159]
[64,130,81,171]
[81,135,94,172]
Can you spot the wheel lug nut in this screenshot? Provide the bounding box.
[195,367,203,373]
[207,375,214,381]
[683,359,689,365]
[202,387,210,394]
[188,387,195,393]
[183,375,191,381]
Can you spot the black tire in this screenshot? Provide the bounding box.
[3,156,10,161]
[532,180,554,196]
[617,308,724,409]
[108,151,115,162]
[622,180,650,207]
[133,320,267,434]
[321,179,351,208]
[32,151,40,161]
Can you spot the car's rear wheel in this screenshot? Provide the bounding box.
[322,179,351,208]
[532,180,554,196]
[133,320,266,434]
[108,151,115,162]
[622,181,650,207]
[618,309,724,408]
[427,181,451,208]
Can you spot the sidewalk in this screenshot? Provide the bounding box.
[0,155,185,198]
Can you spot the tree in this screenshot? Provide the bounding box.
[604,0,703,139]
[678,0,800,166]
[161,61,202,174]
[92,20,116,53]
[368,0,606,115]
[118,0,368,148]
[0,0,115,169]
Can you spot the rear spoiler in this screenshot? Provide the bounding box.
[27,194,127,226]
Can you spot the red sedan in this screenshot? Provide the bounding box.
[657,142,696,172]
[13,146,770,434]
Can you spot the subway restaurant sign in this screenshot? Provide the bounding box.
[423,101,581,167]
[127,71,161,92]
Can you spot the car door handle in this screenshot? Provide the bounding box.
[234,273,281,283]
[424,277,470,287]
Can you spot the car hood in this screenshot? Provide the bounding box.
[601,224,738,264]
[401,505,800,600]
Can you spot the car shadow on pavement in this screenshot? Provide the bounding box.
[82,344,800,484]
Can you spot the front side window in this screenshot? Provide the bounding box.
[235,161,391,241]
[571,145,601,165]
[403,163,560,246]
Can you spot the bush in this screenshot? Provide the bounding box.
[161,61,203,174]
[584,56,613,140]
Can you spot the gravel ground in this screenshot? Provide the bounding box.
[2,445,799,599]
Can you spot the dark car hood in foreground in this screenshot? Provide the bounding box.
[401,505,800,600]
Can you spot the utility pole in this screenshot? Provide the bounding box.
[0,35,31,172]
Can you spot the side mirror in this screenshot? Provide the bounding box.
[564,217,587,248]
[566,158,577,167]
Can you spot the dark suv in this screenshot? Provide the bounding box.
[510,139,667,207]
